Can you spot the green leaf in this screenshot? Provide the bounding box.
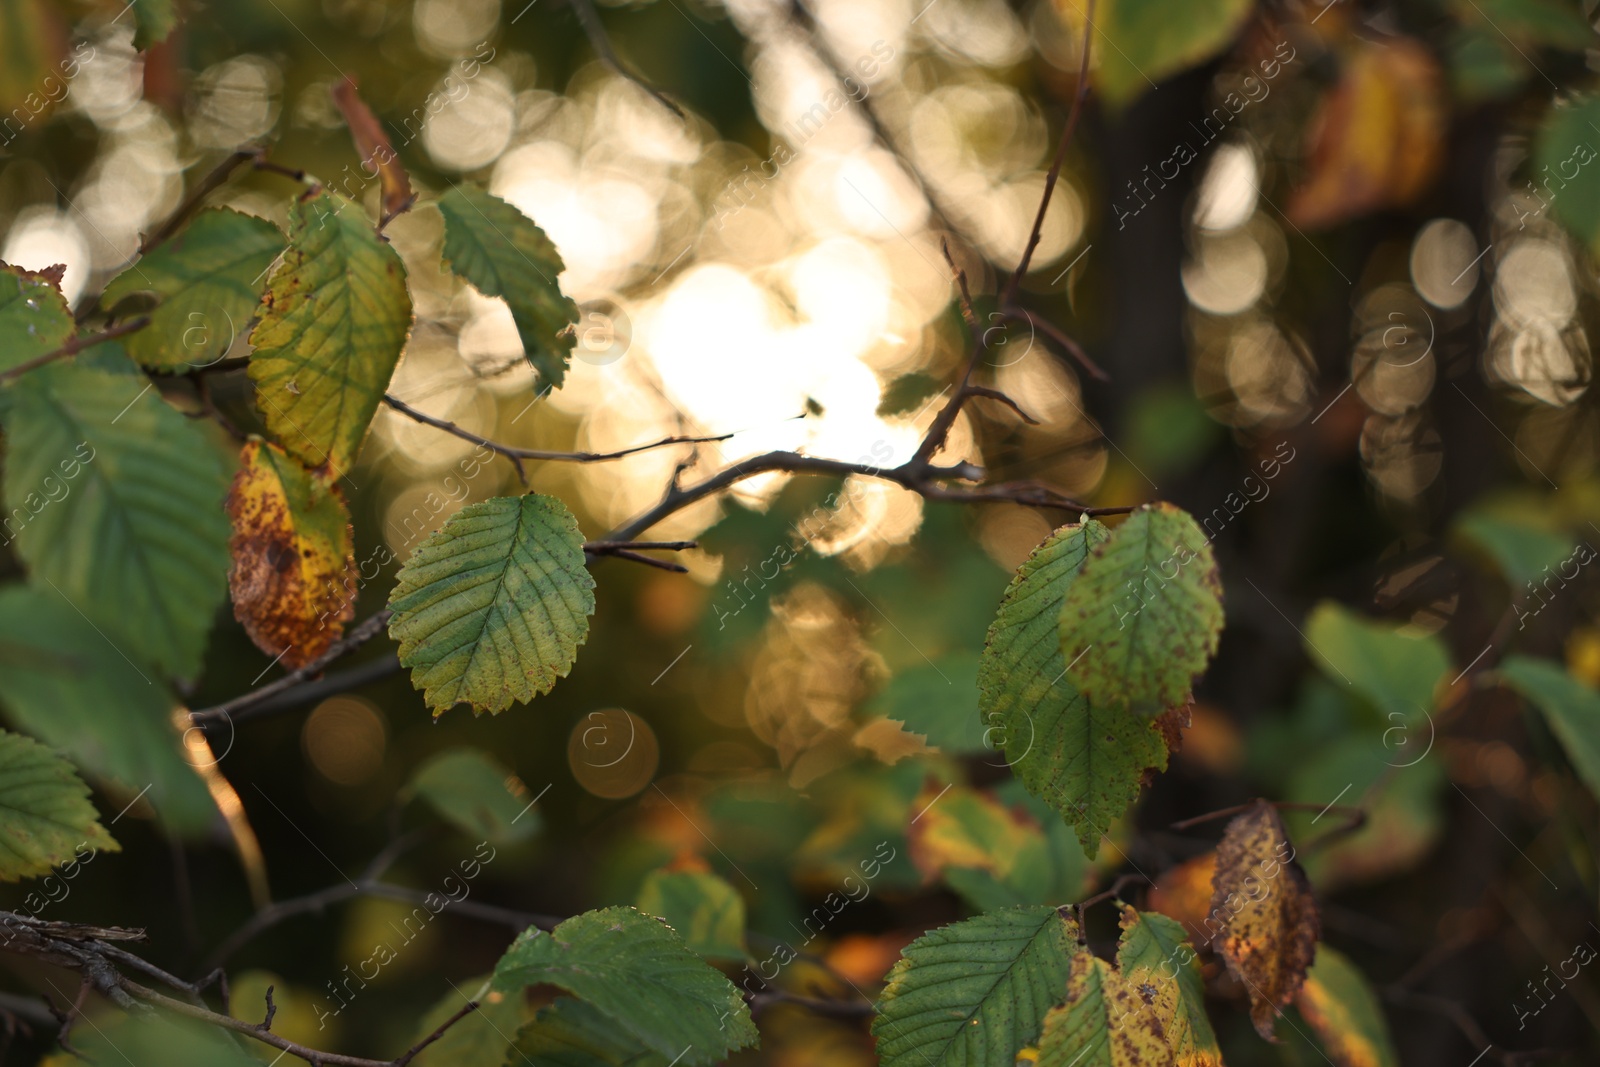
[0,730,118,880]
[408,975,529,1067]
[979,520,1171,858]
[248,189,412,475]
[877,372,941,418]
[0,264,73,372]
[1303,602,1449,725]
[2,358,232,677]
[872,654,989,754]
[1535,97,1600,258]
[1294,945,1400,1067]
[1500,655,1600,802]
[438,184,578,391]
[387,494,596,715]
[0,586,215,834]
[1285,739,1446,889]
[507,997,670,1067]
[406,747,540,843]
[1116,906,1221,1066]
[1060,504,1224,714]
[1451,0,1592,50]
[872,905,1078,1067]
[1061,0,1256,110]
[1454,509,1579,588]
[102,209,285,371]
[490,907,758,1066]
[635,868,747,959]
[73,1009,264,1067]
[131,0,179,49]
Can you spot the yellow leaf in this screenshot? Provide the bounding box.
[1210,799,1321,1039]
[1287,38,1445,229]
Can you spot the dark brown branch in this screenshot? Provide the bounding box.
[0,318,151,385]
[1002,0,1095,305]
[188,612,392,726]
[202,836,557,972]
[1171,796,1369,838]
[382,393,735,483]
[1001,304,1110,383]
[965,386,1039,424]
[138,149,260,256]
[1168,800,1367,832]
[583,539,697,572]
[749,989,875,1020]
[568,0,684,117]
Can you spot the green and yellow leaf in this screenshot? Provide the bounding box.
[980,520,1173,858]
[1059,504,1223,715]
[225,438,355,670]
[248,189,412,475]
[1295,945,1399,1067]
[635,867,747,960]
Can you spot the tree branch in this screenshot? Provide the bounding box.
[381,393,736,483]
[568,0,683,117]
[1002,0,1095,306]
[189,612,392,727]
[0,318,152,385]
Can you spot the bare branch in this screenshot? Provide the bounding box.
[1002,0,1096,305]
[568,0,684,117]
[0,318,152,385]
[189,612,392,727]
[381,393,736,482]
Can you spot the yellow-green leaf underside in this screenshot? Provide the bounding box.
[387,493,595,715]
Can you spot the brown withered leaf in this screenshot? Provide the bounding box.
[1286,37,1445,229]
[1209,800,1320,1039]
[330,76,416,225]
[225,438,357,669]
[1148,852,1218,939]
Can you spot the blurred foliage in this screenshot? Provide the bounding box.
[0,0,1599,1064]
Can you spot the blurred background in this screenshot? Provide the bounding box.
[3,0,1600,1062]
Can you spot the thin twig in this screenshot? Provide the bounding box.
[1168,800,1366,831]
[0,318,151,385]
[138,149,260,257]
[188,612,392,726]
[1002,0,1095,305]
[568,0,684,117]
[381,393,735,482]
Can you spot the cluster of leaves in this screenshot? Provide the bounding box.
[5,0,1600,1063]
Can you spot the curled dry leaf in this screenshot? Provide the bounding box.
[225,438,357,669]
[1209,799,1320,1039]
[330,75,416,224]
